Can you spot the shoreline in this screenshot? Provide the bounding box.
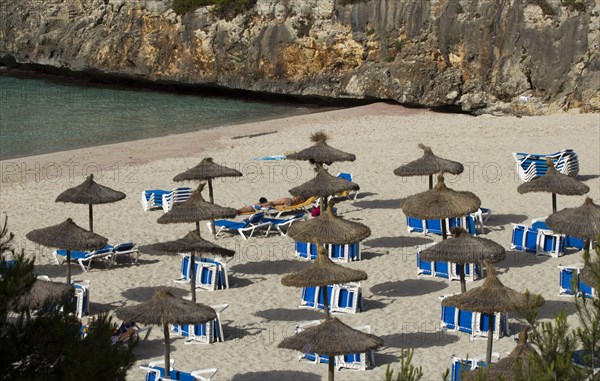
[0,103,424,184]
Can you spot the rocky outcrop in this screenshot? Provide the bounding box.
[1,0,599,114]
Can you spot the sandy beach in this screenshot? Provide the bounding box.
[1,103,599,380]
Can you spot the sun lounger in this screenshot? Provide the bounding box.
[212,212,271,240]
[294,320,375,370]
[262,212,308,236]
[513,149,579,182]
[172,304,227,344]
[450,353,499,381]
[54,245,114,272]
[111,321,151,344]
[300,283,363,313]
[511,224,566,257]
[175,255,229,291]
[141,360,218,381]
[335,173,359,200]
[272,196,318,217]
[558,265,595,298]
[417,244,483,281]
[406,208,489,237]
[162,187,194,213]
[110,242,139,266]
[295,241,361,263]
[440,295,509,340]
[141,187,192,212]
[73,280,90,318]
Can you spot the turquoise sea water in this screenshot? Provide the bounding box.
[0,75,315,160]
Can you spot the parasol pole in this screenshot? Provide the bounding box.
[486,313,495,364]
[163,323,172,379]
[88,203,94,233]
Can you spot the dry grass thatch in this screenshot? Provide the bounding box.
[420,227,505,264]
[287,201,371,244]
[517,159,589,196]
[278,317,383,356]
[289,167,359,198]
[546,197,600,239]
[10,279,72,311]
[394,144,464,177]
[286,131,356,165]
[402,173,481,219]
[26,218,108,251]
[55,174,126,205]
[441,261,544,313]
[281,246,367,287]
[115,287,216,325]
[158,183,237,224]
[173,157,242,182]
[462,328,532,381]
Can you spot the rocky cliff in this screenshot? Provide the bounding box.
[1,0,599,114]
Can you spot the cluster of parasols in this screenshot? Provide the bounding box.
[394,143,599,379]
[16,132,600,380]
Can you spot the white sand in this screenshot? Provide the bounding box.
[1,103,599,380]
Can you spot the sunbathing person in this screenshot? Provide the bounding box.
[237,195,306,214]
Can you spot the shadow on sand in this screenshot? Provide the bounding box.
[371,279,448,298]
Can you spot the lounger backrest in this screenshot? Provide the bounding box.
[248,212,265,224]
[337,173,353,182]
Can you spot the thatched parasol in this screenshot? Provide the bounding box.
[116,287,216,378]
[287,201,371,244]
[157,183,237,303]
[517,158,589,213]
[158,183,237,225]
[10,279,72,312]
[279,316,383,381]
[282,245,366,317]
[421,227,505,293]
[546,198,600,252]
[442,261,543,364]
[394,144,464,189]
[402,173,481,238]
[139,230,235,257]
[289,167,359,213]
[173,157,242,204]
[26,219,108,284]
[55,174,126,232]
[286,131,356,167]
[462,328,532,381]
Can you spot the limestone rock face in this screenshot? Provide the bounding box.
[1,0,598,114]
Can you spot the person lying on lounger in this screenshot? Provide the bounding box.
[237,195,306,214]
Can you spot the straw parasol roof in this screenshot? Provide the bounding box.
[26,218,107,251]
[278,317,383,356]
[115,287,216,326]
[420,227,505,264]
[282,246,367,287]
[394,144,464,176]
[462,328,532,381]
[139,230,235,257]
[10,279,72,311]
[517,159,589,196]
[286,131,356,166]
[402,173,481,220]
[157,183,237,224]
[173,157,242,182]
[289,167,359,198]
[115,287,217,377]
[56,174,126,205]
[287,201,371,244]
[442,261,542,313]
[546,198,600,239]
